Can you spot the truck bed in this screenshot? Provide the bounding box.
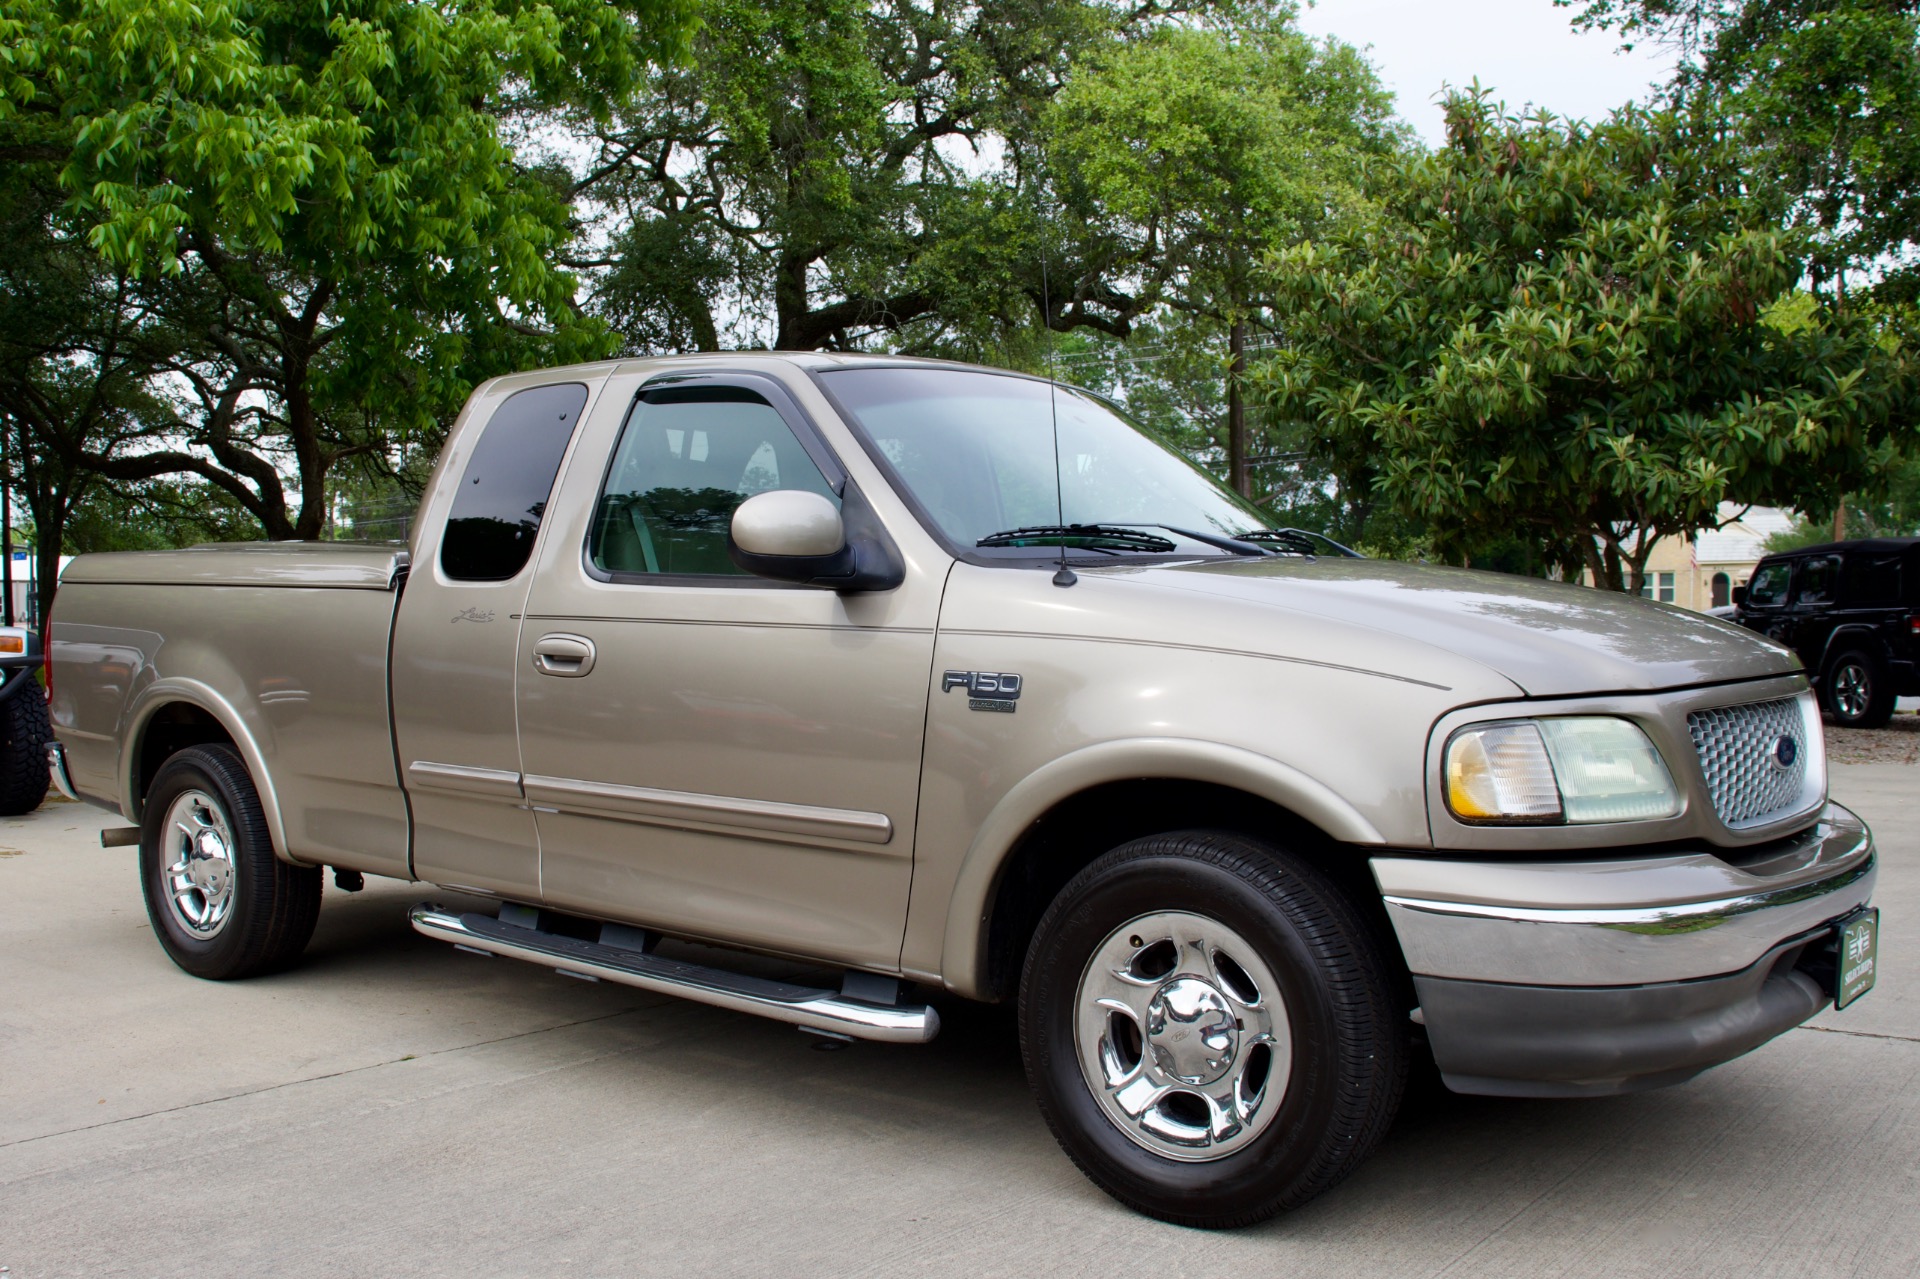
[52,543,412,877]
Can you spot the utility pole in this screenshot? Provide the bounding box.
[1,433,13,627]
[1227,317,1249,498]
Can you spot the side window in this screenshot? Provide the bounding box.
[1840,553,1903,607]
[589,387,840,579]
[441,383,588,581]
[1745,561,1790,607]
[1795,556,1837,605]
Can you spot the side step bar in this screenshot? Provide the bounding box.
[409,904,940,1044]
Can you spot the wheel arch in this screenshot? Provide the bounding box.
[122,679,293,863]
[1817,625,1887,676]
[938,738,1389,1002]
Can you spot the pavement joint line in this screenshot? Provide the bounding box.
[1798,1024,1920,1045]
[0,1002,653,1153]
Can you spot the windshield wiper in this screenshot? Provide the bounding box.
[1243,528,1365,558]
[1155,526,1274,556]
[976,524,1178,553]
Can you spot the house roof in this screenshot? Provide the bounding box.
[1695,504,1795,565]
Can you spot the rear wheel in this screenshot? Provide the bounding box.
[1824,648,1895,728]
[0,680,50,816]
[140,745,321,979]
[1018,830,1408,1228]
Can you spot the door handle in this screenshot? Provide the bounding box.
[532,633,596,678]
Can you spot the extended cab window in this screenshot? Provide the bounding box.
[590,387,839,578]
[1744,560,1791,607]
[440,383,588,581]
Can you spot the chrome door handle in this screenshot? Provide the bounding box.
[532,633,596,677]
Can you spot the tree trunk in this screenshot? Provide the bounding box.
[1832,498,1846,543]
[34,505,66,633]
[1227,318,1249,498]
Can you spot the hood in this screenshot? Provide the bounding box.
[1111,557,1797,697]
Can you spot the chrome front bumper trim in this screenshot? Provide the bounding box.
[1373,804,1876,986]
[47,742,79,803]
[410,904,940,1044]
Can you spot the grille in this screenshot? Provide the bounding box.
[1687,697,1809,828]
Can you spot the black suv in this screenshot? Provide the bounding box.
[1734,537,1920,727]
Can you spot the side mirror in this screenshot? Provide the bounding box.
[1731,585,1747,606]
[728,486,904,592]
[731,490,847,560]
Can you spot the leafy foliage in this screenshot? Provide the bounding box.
[1,0,696,541]
[1255,92,1916,589]
[575,0,1246,355]
[1045,13,1403,491]
[1563,0,1920,295]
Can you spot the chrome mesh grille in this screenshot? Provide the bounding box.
[1687,697,1808,828]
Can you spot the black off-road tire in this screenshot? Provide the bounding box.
[1824,647,1896,729]
[0,680,51,816]
[1019,830,1408,1229]
[140,745,322,979]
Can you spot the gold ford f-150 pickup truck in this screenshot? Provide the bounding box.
[47,354,1880,1227]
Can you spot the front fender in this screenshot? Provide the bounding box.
[936,737,1385,999]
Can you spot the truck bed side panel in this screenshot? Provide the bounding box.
[52,546,409,877]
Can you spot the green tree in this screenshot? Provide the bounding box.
[1256,93,1915,590]
[1,0,696,540]
[575,0,1220,355]
[1563,0,1920,298]
[1046,13,1402,494]
[0,147,174,609]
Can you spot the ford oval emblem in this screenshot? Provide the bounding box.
[1772,735,1799,771]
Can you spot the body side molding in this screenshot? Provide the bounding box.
[521,773,894,846]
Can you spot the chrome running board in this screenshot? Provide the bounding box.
[409,904,939,1044]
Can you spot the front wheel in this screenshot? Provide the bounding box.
[1824,648,1895,728]
[140,745,322,979]
[1018,831,1408,1228]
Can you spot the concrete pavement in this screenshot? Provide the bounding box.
[2,767,1914,1278]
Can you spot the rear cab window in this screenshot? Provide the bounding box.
[440,383,589,581]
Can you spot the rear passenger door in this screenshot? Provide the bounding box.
[1786,554,1840,669]
[393,378,593,898]
[511,370,943,970]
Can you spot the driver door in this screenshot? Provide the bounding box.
[513,371,942,970]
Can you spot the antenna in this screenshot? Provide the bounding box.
[1039,223,1076,588]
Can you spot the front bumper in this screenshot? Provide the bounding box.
[1372,803,1876,1097]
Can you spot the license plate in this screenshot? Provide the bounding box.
[1836,908,1879,1010]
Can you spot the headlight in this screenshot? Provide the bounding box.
[1444,717,1681,825]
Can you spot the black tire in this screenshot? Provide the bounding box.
[0,679,51,816]
[1824,648,1896,729]
[139,745,321,979]
[1018,830,1408,1229]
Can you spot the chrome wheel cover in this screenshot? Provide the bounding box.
[160,789,237,939]
[1832,663,1870,720]
[1073,910,1290,1162]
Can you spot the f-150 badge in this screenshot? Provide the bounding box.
[944,670,1022,713]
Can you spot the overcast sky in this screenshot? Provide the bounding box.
[1292,0,1679,146]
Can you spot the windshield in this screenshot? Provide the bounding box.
[819,367,1272,557]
